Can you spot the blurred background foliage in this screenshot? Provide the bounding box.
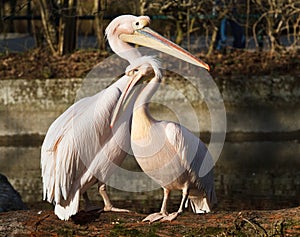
[0,0,299,56]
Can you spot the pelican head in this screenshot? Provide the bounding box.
[105,15,210,70]
[110,56,161,127]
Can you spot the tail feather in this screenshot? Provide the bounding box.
[188,196,211,214]
[187,182,217,214]
[54,190,80,220]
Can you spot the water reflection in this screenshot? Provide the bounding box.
[0,141,299,211]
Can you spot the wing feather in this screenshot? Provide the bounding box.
[41,86,121,204]
[164,122,216,206]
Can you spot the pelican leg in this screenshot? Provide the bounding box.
[161,186,189,222]
[143,188,169,223]
[98,184,130,213]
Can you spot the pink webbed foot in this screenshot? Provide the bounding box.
[142,212,167,223]
[104,205,130,213]
[161,212,179,222]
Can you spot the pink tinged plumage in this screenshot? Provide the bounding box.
[111,58,216,223]
[41,81,132,220]
[41,14,211,221]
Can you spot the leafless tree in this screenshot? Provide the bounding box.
[252,0,300,54]
[0,0,18,33]
[93,0,106,50]
[2,0,297,55]
[38,0,77,56]
[138,0,235,55]
[140,1,207,45]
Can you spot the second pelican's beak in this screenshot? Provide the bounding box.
[110,65,155,128]
[120,27,210,71]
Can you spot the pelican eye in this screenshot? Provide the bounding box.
[133,20,144,30]
[127,68,139,76]
[132,68,139,74]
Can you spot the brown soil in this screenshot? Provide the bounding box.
[0,205,299,236]
[0,48,299,80]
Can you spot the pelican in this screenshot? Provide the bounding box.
[111,56,216,223]
[41,14,209,220]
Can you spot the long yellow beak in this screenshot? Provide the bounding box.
[111,25,210,127]
[120,27,210,71]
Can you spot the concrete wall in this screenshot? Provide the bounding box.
[0,75,299,136]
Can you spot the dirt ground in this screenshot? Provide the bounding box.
[0,205,299,236]
[0,48,299,80]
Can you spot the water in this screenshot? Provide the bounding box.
[0,139,299,211]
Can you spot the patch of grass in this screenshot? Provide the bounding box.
[146,222,161,237]
[54,226,75,236]
[109,223,143,237]
[109,222,162,237]
[169,226,225,236]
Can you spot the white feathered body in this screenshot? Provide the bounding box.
[131,106,217,213]
[41,76,131,220]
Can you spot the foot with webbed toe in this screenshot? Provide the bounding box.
[142,212,168,223]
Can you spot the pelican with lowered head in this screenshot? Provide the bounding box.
[111,55,216,223]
